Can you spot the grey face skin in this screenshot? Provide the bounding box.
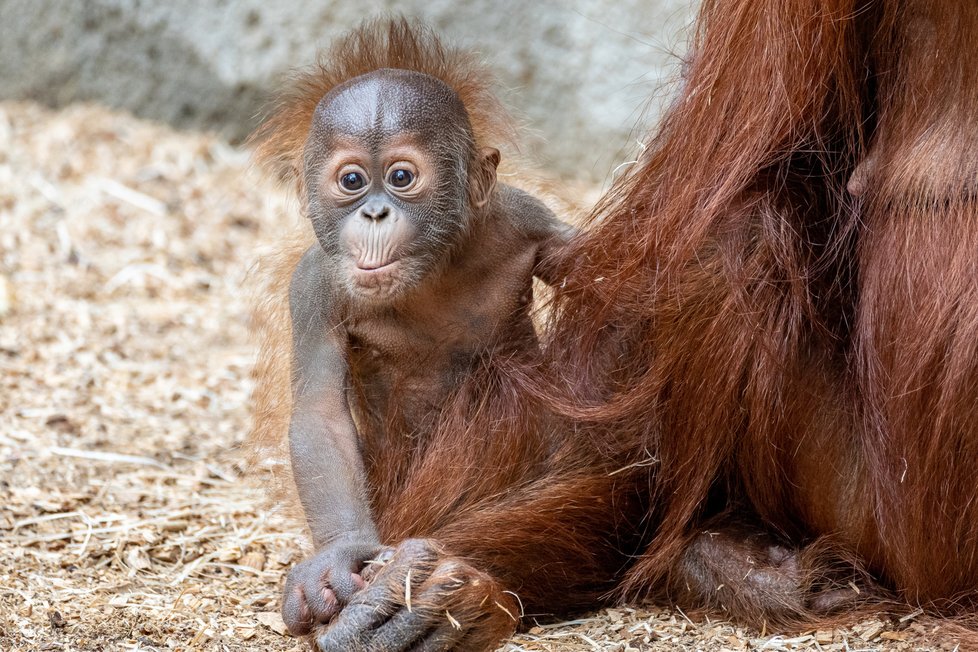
[279,69,574,648]
[303,69,475,303]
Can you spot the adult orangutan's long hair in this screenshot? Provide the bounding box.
[543,0,978,619]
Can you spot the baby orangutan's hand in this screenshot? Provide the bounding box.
[281,538,388,636]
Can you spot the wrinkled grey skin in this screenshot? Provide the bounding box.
[280,69,573,650]
[303,70,474,298]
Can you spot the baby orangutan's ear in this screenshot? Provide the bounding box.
[469,147,500,209]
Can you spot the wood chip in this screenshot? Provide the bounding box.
[0,274,14,317]
[815,630,834,645]
[126,547,152,571]
[108,595,129,608]
[255,611,289,637]
[48,610,66,628]
[238,551,265,572]
[239,626,257,641]
[860,622,884,641]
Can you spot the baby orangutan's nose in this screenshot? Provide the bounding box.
[359,200,390,221]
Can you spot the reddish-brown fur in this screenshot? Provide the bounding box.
[545,0,978,623]
[251,3,978,648]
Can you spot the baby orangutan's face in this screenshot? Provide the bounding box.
[303,69,492,302]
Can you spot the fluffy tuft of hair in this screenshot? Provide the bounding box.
[249,16,517,196]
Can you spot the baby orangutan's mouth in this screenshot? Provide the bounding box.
[341,211,415,292]
[350,258,403,296]
[355,259,400,272]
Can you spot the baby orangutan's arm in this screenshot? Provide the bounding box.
[281,247,384,636]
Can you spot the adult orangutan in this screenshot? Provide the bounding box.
[250,2,978,650]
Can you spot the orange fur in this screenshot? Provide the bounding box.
[543,0,978,626]
[248,228,310,518]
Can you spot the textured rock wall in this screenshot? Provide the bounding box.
[1,0,697,181]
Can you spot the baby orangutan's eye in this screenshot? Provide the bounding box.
[385,161,419,191]
[388,168,414,188]
[340,171,366,192]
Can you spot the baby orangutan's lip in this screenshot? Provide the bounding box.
[351,260,402,292]
[355,259,400,272]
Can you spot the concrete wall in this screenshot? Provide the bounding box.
[1,0,698,181]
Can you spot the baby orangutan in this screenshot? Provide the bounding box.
[263,38,573,650]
